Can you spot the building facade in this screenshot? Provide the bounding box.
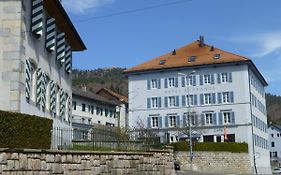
[268,123,281,166]
[72,88,119,139]
[0,0,85,144]
[96,88,129,129]
[125,38,270,174]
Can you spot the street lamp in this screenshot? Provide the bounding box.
[178,70,195,170]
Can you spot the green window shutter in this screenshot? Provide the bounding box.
[31,0,43,37]
[56,33,66,65]
[46,18,56,52]
[25,60,32,102]
[65,45,72,73]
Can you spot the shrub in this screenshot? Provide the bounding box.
[0,110,52,149]
[171,141,248,153]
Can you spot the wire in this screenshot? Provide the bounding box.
[73,0,192,23]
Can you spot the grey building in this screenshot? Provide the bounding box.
[0,0,85,147]
[268,123,281,166]
[124,37,270,174]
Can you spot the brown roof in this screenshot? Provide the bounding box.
[124,40,249,73]
[96,88,128,104]
[44,0,86,51]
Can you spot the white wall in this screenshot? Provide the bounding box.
[72,95,118,127]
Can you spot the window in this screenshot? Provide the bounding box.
[188,56,196,62]
[272,142,275,147]
[159,60,166,65]
[105,109,109,117]
[96,107,100,115]
[88,105,91,112]
[82,104,86,112]
[204,74,211,84]
[169,116,176,127]
[204,94,211,105]
[169,96,176,107]
[214,54,220,59]
[72,101,76,110]
[187,114,196,126]
[152,117,159,128]
[151,79,158,89]
[278,133,280,137]
[151,97,158,108]
[186,95,194,106]
[205,113,213,125]
[223,112,231,124]
[168,78,175,87]
[222,92,230,103]
[221,73,228,83]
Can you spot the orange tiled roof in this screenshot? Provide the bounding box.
[96,88,128,104]
[124,40,249,73]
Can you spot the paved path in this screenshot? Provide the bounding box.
[176,170,240,175]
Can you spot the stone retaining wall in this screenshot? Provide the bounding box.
[0,149,175,175]
[174,151,252,174]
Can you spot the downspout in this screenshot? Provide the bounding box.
[248,66,258,174]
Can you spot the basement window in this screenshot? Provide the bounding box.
[214,54,221,59]
[159,60,166,65]
[188,56,197,62]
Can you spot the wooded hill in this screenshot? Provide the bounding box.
[72,68,281,124]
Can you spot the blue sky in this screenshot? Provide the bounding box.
[62,0,281,95]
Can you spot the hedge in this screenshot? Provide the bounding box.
[0,110,52,149]
[171,141,248,153]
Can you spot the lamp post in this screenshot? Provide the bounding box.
[178,70,195,170]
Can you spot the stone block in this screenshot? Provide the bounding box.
[0,153,7,164]
[46,154,54,163]
[66,154,72,163]
[7,160,15,170]
[52,163,63,174]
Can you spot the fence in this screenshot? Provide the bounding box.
[51,127,161,151]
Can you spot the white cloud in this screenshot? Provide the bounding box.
[228,32,281,58]
[62,0,115,14]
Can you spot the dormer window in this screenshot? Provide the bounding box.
[188,56,197,62]
[214,54,220,59]
[159,60,166,65]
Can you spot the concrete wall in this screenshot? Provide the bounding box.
[174,151,252,174]
[0,149,175,175]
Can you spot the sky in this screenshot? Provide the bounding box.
[61,0,281,95]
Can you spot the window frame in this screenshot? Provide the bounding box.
[168,96,176,107]
[221,73,228,83]
[222,92,230,103]
[151,97,158,108]
[151,117,159,128]
[203,74,211,84]
[169,115,176,127]
[205,113,213,125]
[151,79,158,89]
[204,94,211,105]
[168,77,175,88]
[223,112,231,124]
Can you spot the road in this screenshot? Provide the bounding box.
[176,170,239,175]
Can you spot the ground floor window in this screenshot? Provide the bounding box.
[270,151,277,158]
[203,134,235,142]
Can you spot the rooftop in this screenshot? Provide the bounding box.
[72,88,118,106]
[124,39,249,73]
[44,0,86,51]
[96,88,128,104]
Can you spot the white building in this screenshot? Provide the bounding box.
[72,88,119,139]
[0,0,85,146]
[268,123,281,166]
[124,37,270,174]
[96,88,129,129]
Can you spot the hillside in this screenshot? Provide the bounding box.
[72,68,281,124]
[266,93,281,124]
[72,67,128,96]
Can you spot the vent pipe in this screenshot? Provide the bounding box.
[172,49,176,55]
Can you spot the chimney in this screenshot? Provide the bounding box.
[199,36,204,47]
[172,49,176,55]
[210,45,215,51]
